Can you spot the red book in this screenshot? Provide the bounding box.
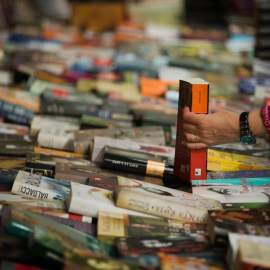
[174,78,209,181]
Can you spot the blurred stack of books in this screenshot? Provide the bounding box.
[0,1,270,269]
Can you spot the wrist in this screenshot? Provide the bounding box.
[249,109,267,137]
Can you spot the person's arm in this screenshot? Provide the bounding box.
[181,107,267,150]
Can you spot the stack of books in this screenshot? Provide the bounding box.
[0,8,270,269]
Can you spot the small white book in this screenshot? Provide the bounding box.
[11,170,70,202]
[66,182,157,218]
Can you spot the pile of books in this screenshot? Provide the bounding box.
[0,13,270,270]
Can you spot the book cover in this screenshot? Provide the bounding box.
[174,78,209,181]
[11,170,70,201]
[192,185,270,203]
[66,182,157,219]
[114,187,214,224]
[115,176,222,211]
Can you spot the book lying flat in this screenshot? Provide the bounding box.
[66,182,158,219]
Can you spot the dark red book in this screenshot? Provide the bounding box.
[174,78,209,181]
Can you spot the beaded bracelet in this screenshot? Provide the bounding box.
[261,105,270,135]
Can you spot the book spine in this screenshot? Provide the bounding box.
[0,103,33,125]
[54,171,88,184]
[24,167,54,178]
[114,188,208,224]
[34,213,96,236]
[102,154,173,178]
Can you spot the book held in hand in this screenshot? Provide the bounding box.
[174,78,209,181]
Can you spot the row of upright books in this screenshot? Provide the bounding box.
[0,20,270,270]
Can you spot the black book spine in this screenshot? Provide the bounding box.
[102,153,174,178]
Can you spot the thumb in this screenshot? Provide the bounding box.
[183,107,201,124]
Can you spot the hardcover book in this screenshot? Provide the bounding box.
[174,78,209,181]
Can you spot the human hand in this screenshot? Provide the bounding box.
[181,107,240,149]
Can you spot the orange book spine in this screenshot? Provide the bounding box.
[174,79,209,182]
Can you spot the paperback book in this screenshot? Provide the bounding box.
[11,171,70,201]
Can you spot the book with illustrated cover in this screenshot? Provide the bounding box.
[11,171,70,201]
[66,182,158,219]
[91,136,175,164]
[111,176,222,223]
[114,187,218,224]
[97,210,206,244]
[174,78,209,181]
[192,184,270,204]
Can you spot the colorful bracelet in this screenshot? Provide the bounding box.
[261,105,270,135]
